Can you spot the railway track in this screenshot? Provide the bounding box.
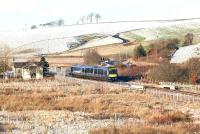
[146,88,200,102]
[56,75,200,102]
[146,87,200,97]
[177,90,200,97]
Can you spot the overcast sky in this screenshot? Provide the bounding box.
[0,0,200,30]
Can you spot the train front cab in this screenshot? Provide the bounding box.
[107,67,118,81]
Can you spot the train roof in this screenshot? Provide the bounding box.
[71,64,116,69]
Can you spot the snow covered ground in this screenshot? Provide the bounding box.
[170,44,200,63]
[1,19,200,55]
[12,37,76,55]
[71,36,123,51]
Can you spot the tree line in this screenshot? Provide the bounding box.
[77,13,102,24]
[31,19,65,29]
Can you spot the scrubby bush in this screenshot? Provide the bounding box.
[83,49,102,65]
[148,61,187,82]
[148,111,191,124]
[148,58,200,83]
[186,58,200,84]
[0,44,11,73]
[148,38,179,59]
[184,33,194,46]
[0,61,10,74]
[150,38,179,51]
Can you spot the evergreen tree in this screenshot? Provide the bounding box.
[134,44,146,58]
[39,57,49,77]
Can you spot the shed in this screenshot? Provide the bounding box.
[12,58,43,80]
[21,63,43,80]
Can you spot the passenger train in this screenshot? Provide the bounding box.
[68,65,118,81]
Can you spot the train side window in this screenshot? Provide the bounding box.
[98,69,103,75]
[94,69,98,74]
[71,67,74,72]
[85,68,93,73]
[89,68,93,73]
[82,68,85,73]
[104,71,107,75]
[85,68,90,73]
[72,67,81,72]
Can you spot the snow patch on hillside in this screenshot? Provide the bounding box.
[1,19,200,55]
[171,44,200,63]
[72,37,123,51]
[2,20,200,48]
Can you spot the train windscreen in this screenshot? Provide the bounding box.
[109,68,117,74]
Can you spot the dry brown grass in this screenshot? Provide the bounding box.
[0,79,200,133]
[0,79,125,94]
[0,123,15,133]
[89,123,200,134]
[64,43,137,56]
[0,89,194,125]
[147,111,191,124]
[0,91,128,113]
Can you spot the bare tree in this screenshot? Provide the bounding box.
[0,44,11,73]
[83,49,102,65]
[86,15,90,23]
[30,25,37,29]
[88,13,94,23]
[76,20,80,24]
[95,13,101,23]
[184,33,194,46]
[80,16,85,24]
[58,19,65,26]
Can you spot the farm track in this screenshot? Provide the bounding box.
[56,75,200,102]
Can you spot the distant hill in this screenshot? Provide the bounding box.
[121,22,200,43]
[0,18,200,57]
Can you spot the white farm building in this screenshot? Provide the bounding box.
[170,44,200,64]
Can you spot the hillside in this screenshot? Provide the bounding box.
[1,19,200,57]
[121,22,200,42]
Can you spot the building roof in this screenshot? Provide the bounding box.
[170,44,200,64]
[14,62,41,68]
[13,58,30,63]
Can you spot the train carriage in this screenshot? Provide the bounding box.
[69,65,118,81]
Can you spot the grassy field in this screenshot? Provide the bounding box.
[122,23,200,43]
[0,79,200,133]
[62,42,142,57]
